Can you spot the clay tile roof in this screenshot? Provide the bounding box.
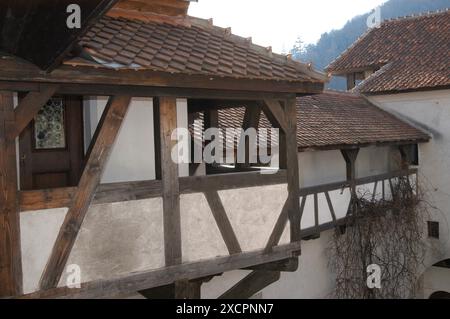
[327,10,450,93]
[190,91,430,151]
[71,13,327,83]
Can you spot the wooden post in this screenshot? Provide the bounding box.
[285,98,301,242]
[158,97,182,266]
[236,103,261,169]
[0,91,23,297]
[341,148,359,217]
[39,95,131,290]
[204,108,219,174]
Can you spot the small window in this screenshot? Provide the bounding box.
[428,221,439,239]
[33,98,66,150]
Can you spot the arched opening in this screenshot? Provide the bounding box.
[429,291,450,299]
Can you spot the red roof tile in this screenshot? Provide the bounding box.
[70,13,327,84]
[190,91,430,151]
[327,10,450,93]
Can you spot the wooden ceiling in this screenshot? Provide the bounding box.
[113,0,190,16]
[0,0,119,71]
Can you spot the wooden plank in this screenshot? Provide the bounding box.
[11,85,59,138]
[0,91,23,297]
[219,271,280,299]
[244,258,298,272]
[264,201,289,253]
[262,100,288,132]
[158,97,182,266]
[324,192,337,223]
[21,241,302,299]
[174,279,201,299]
[0,59,325,95]
[284,98,301,242]
[39,95,131,290]
[204,191,241,255]
[19,169,416,213]
[237,103,261,169]
[314,193,319,229]
[19,170,287,212]
[372,181,378,201]
[153,98,162,180]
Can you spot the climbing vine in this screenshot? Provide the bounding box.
[329,176,428,299]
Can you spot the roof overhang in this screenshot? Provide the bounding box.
[0,0,119,71]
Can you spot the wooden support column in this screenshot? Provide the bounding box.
[0,91,23,297]
[158,97,182,266]
[39,95,131,290]
[341,148,359,217]
[263,98,301,243]
[236,103,261,169]
[204,108,219,174]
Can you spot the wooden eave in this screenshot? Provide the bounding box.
[0,58,324,96]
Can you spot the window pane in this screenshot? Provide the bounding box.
[34,98,66,149]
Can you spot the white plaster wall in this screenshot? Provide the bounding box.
[422,266,450,298]
[370,90,450,264]
[370,90,450,298]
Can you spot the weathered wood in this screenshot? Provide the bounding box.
[372,181,378,201]
[153,98,162,180]
[204,191,241,255]
[324,192,337,223]
[264,201,289,253]
[39,95,131,290]
[236,103,261,169]
[113,0,189,16]
[219,270,280,299]
[158,97,182,266]
[174,279,201,299]
[11,85,59,138]
[19,170,288,212]
[262,100,288,132]
[314,193,319,228]
[245,258,298,272]
[21,241,302,299]
[0,59,325,95]
[284,98,301,242]
[0,91,23,297]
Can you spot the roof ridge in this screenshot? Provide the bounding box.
[380,7,449,25]
[187,15,329,82]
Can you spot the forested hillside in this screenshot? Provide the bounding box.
[291,0,450,90]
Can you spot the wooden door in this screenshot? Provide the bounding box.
[19,95,84,190]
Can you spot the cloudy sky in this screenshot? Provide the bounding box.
[189,0,388,53]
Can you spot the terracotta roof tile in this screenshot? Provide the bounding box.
[327,10,450,93]
[75,14,326,83]
[190,91,430,151]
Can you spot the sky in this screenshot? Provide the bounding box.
[189,0,388,54]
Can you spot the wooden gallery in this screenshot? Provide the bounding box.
[0,0,429,299]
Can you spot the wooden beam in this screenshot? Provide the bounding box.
[219,271,280,299]
[262,100,288,132]
[324,192,337,223]
[284,98,301,242]
[264,201,289,253]
[174,279,201,299]
[153,98,162,180]
[19,170,287,212]
[244,258,298,272]
[236,103,261,169]
[10,85,59,139]
[0,91,23,297]
[341,148,359,198]
[39,95,131,290]
[21,241,302,299]
[204,191,242,255]
[0,59,325,95]
[158,97,182,266]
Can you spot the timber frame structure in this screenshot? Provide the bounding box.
[0,0,425,299]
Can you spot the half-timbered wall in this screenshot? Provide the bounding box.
[18,105,399,295]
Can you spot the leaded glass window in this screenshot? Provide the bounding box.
[34,98,66,149]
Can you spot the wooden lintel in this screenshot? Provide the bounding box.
[39,95,132,290]
[10,85,60,139]
[20,242,302,299]
[0,91,23,297]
